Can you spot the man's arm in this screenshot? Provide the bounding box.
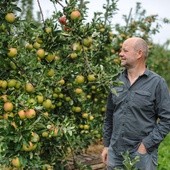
[103,92,114,147]
[142,78,170,152]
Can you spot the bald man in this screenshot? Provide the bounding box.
[101,37,170,170]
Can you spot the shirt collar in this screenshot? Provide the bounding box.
[123,68,150,78]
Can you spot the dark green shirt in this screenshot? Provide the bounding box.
[103,69,170,154]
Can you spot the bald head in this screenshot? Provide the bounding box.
[124,37,149,58]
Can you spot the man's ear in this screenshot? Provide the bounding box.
[137,49,143,59]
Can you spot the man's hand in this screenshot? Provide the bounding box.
[101,147,109,164]
[137,142,147,154]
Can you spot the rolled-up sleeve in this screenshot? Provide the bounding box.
[142,78,170,152]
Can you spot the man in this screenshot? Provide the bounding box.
[101,37,170,170]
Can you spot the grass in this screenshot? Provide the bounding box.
[158,133,170,170]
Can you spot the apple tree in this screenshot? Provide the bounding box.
[0,0,169,169]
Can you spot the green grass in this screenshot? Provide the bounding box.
[158,133,170,170]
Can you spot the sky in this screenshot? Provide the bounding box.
[33,0,170,45]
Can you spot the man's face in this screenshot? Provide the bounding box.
[119,40,138,68]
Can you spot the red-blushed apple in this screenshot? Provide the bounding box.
[70,10,81,20]
[3,102,14,112]
[59,16,67,25]
[25,109,36,119]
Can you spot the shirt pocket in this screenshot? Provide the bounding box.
[111,87,124,104]
[133,90,151,108]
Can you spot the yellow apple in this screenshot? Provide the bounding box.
[75,75,85,84]
[74,88,83,94]
[45,54,55,62]
[5,13,15,23]
[82,112,88,119]
[18,110,26,119]
[45,27,52,33]
[11,157,21,167]
[7,48,17,58]
[43,99,52,109]
[36,48,45,59]
[7,79,17,88]
[25,83,35,93]
[36,95,44,104]
[87,74,96,81]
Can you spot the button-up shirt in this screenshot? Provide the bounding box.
[103,69,170,154]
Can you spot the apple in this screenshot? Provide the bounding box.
[83,37,93,47]
[79,124,84,129]
[7,48,17,58]
[33,42,41,49]
[5,13,15,23]
[25,109,36,119]
[36,37,43,44]
[25,43,33,50]
[22,141,37,151]
[36,49,45,59]
[84,124,90,130]
[11,157,21,167]
[74,88,83,94]
[89,115,94,121]
[43,99,52,109]
[82,112,88,119]
[18,110,26,119]
[45,27,52,33]
[58,93,64,98]
[3,102,14,112]
[0,95,8,102]
[1,80,8,89]
[28,98,36,104]
[75,75,85,84]
[7,79,17,88]
[73,106,81,113]
[65,96,71,102]
[87,74,96,81]
[69,52,77,59]
[36,95,44,104]
[59,16,67,25]
[42,131,49,138]
[58,79,65,85]
[15,81,21,89]
[45,54,55,62]
[31,132,40,142]
[47,69,55,77]
[70,10,81,20]
[25,83,35,93]
[72,42,82,52]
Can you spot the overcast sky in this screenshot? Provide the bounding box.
[34,0,170,45]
